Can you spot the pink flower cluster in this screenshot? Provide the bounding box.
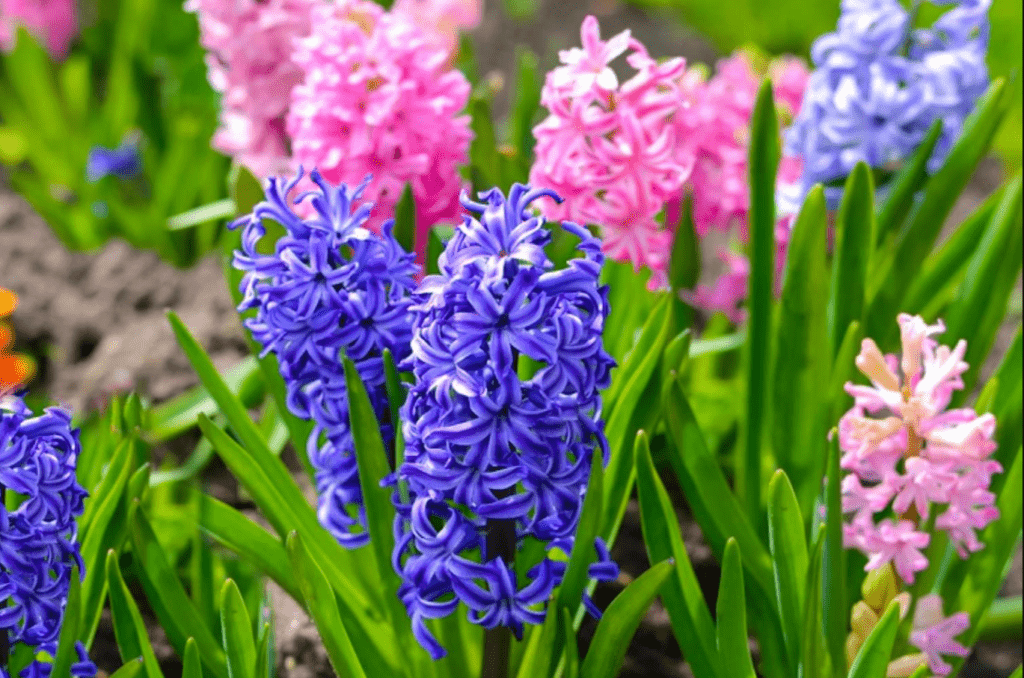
[287,0,472,240]
[189,0,474,251]
[908,595,971,676]
[840,314,1000,585]
[530,15,809,298]
[529,15,692,289]
[186,0,315,179]
[0,0,77,59]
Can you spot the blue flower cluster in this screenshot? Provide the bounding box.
[231,169,418,548]
[391,185,618,658]
[1,398,95,678]
[785,0,990,208]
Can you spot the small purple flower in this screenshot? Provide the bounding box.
[391,184,618,658]
[85,140,141,182]
[230,168,418,548]
[786,0,991,208]
[0,396,94,677]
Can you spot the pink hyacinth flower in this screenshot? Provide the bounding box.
[839,314,1001,583]
[0,0,77,59]
[530,15,692,290]
[679,249,749,323]
[287,0,472,255]
[909,595,971,676]
[187,0,315,178]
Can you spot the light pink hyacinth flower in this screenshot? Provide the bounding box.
[530,15,692,289]
[287,0,472,253]
[839,314,1000,584]
[187,0,315,178]
[0,0,77,59]
[392,0,482,55]
[908,595,971,676]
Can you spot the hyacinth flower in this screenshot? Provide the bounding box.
[187,0,316,179]
[230,168,418,548]
[786,0,991,208]
[1,398,95,678]
[530,15,691,290]
[0,0,77,59]
[391,184,619,658]
[0,290,33,398]
[838,313,1000,676]
[85,139,141,183]
[287,0,472,254]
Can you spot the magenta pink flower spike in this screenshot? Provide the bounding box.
[530,15,691,290]
[0,0,77,59]
[839,314,1001,585]
[287,0,472,255]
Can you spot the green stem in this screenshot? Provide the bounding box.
[481,489,516,678]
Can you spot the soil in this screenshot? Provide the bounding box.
[1,1,1020,677]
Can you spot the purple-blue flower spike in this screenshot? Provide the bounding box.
[785,0,990,208]
[230,168,419,548]
[1,397,96,678]
[85,140,141,183]
[391,184,618,659]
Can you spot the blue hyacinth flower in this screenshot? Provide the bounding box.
[391,184,619,659]
[85,139,141,183]
[1,397,95,678]
[230,168,418,548]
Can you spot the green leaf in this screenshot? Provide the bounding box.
[220,580,256,678]
[635,433,721,678]
[109,659,146,678]
[743,79,780,522]
[556,447,604,620]
[198,495,302,603]
[147,356,263,442]
[865,79,1010,338]
[50,565,83,678]
[286,532,372,678]
[829,165,873,357]
[669,196,701,292]
[561,607,580,678]
[394,183,416,254]
[663,380,774,601]
[509,48,542,175]
[579,559,675,678]
[182,638,204,678]
[828,321,863,425]
[847,600,901,678]
[515,599,562,678]
[901,185,1003,316]
[945,174,1023,398]
[823,436,847,678]
[874,120,943,248]
[716,539,756,678]
[773,184,830,511]
[468,93,501,190]
[1009,666,1022,678]
[167,198,237,230]
[342,355,406,628]
[131,507,229,678]
[106,550,165,678]
[254,622,273,678]
[767,471,809,668]
[800,536,830,678]
[195,415,376,619]
[601,295,673,542]
[230,165,265,217]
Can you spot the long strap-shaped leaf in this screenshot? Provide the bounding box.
[828,165,873,357]
[846,600,901,678]
[743,79,779,524]
[220,580,256,678]
[106,550,166,678]
[768,471,809,670]
[579,559,675,678]
[717,539,757,678]
[635,433,721,678]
